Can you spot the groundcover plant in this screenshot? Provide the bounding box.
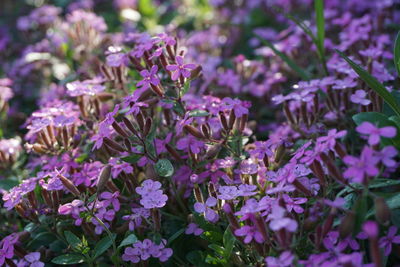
[1,0,400,266]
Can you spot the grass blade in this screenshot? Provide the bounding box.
[314,0,327,73]
[394,31,400,77]
[256,35,311,81]
[314,0,325,55]
[336,49,400,116]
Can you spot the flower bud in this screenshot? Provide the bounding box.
[122,117,138,136]
[228,109,236,129]
[97,165,112,192]
[219,111,229,131]
[143,118,152,137]
[375,197,391,225]
[112,122,130,138]
[184,125,205,139]
[103,137,125,152]
[165,144,182,161]
[58,174,80,197]
[97,92,114,102]
[190,65,202,79]
[339,211,355,238]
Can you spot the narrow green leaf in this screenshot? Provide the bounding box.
[222,228,236,259]
[167,228,185,245]
[189,109,210,117]
[255,35,311,80]
[118,234,138,248]
[394,31,400,77]
[93,234,115,259]
[337,50,400,116]
[51,254,85,265]
[155,159,174,177]
[314,0,325,56]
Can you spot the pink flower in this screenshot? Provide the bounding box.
[234,225,264,244]
[343,146,379,183]
[356,122,396,145]
[379,226,400,256]
[166,55,196,80]
[350,90,371,106]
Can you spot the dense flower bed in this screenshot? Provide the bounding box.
[1,0,400,266]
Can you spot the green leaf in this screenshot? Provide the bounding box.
[0,178,19,191]
[208,244,225,257]
[255,35,311,80]
[93,234,116,259]
[64,231,81,248]
[121,154,142,164]
[118,234,138,248]
[51,254,85,265]
[336,50,400,116]
[155,159,174,177]
[386,193,400,210]
[189,109,210,117]
[222,228,235,259]
[74,153,88,163]
[394,31,400,77]
[314,0,325,56]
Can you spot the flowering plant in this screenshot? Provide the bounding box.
[1,0,400,266]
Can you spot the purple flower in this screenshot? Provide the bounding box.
[122,208,150,231]
[137,65,160,90]
[317,129,347,150]
[343,146,379,183]
[106,52,125,67]
[251,141,273,159]
[375,146,397,167]
[223,97,249,118]
[194,197,219,222]
[265,251,294,267]
[185,223,203,236]
[0,234,18,266]
[379,226,400,256]
[166,55,196,81]
[362,221,379,239]
[24,252,44,267]
[109,158,134,178]
[234,225,264,244]
[350,90,371,106]
[218,186,239,200]
[267,205,298,232]
[282,194,307,213]
[356,122,397,145]
[136,180,168,209]
[176,136,205,154]
[100,191,120,211]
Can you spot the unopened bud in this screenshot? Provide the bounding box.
[143,118,152,137]
[122,117,138,136]
[228,109,236,129]
[339,211,355,238]
[375,197,391,225]
[112,122,130,138]
[190,65,202,79]
[97,165,112,192]
[97,92,114,102]
[103,137,125,152]
[219,112,229,131]
[184,125,205,139]
[58,174,80,197]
